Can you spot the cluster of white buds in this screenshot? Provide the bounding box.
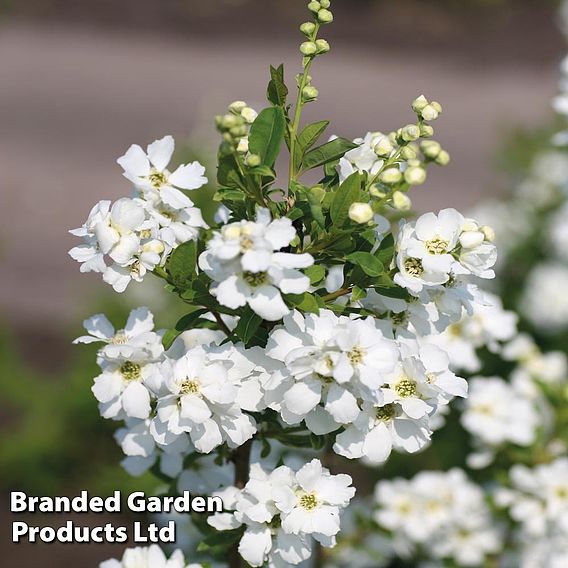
[412,94,443,122]
[215,100,258,154]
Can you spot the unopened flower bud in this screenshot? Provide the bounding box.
[228,101,247,114]
[241,107,258,124]
[435,150,451,166]
[300,41,318,56]
[462,219,479,232]
[237,137,249,153]
[230,125,247,137]
[401,124,420,142]
[392,191,412,211]
[374,136,393,157]
[307,1,321,13]
[400,146,417,160]
[431,101,443,113]
[421,140,441,159]
[370,185,386,198]
[459,231,485,249]
[302,85,319,100]
[246,154,262,167]
[404,166,427,186]
[320,0,331,7]
[315,39,330,53]
[412,95,429,112]
[420,124,434,138]
[222,114,240,129]
[349,202,374,224]
[318,9,334,23]
[406,158,421,167]
[379,168,403,184]
[300,22,317,36]
[421,104,439,122]
[481,225,496,242]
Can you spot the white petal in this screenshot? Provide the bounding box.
[82,313,114,340]
[272,252,314,269]
[363,422,392,463]
[215,275,249,309]
[283,380,321,416]
[160,186,193,209]
[147,135,175,171]
[276,269,311,295]
[238,527,272,567]
[92,374,122,403]
[122,382,151,419]
[264,218,295,249]
[248,285,289,321]
[305,407,340,435]
[180,395,212,423]
[117,144,150,178]
[169,161,208,190]
[324,384,360,424]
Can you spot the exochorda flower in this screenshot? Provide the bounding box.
[208,459,355,567]
[199,208,314,321]
[117,135,207,209]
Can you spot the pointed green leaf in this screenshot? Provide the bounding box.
[234,307,264,344]
[267,64,288,107]
[302,137,358,171]
[298,120,330,152]
[167,240,197,289]
[249,107,286,167]
[346,252,384,277]
[330,172,362,227]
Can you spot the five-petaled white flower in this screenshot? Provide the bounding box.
[117,135,207,209]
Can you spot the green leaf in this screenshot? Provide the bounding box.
[351,285,367,302]
[330,172,362,227]
[167,241,197,289]
[234,307,264,344]
[305,190,326,229]
[298,120,330,152]
[285,292,320,314]
[197,528,243,552]
[175,309,209,332]
[267,64,288,107]
[304,265,326,286]
[249,107,286,167]
[217,153,242,189]
[346,252,384,277]
[373,285,409,299]
[162,329,180,351]
[248,164,276,179]
[302,137,358,171]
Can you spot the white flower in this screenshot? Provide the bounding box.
[151,344,256,453]
[338,132,387,182]
[522,263,568,332]
[68,200,111,273]
[374,469,502,566]
[115,418,190,478]
[333,400,431,464]
[461,376,541,466]
[117,135,207,209]
[199,208,314,321]
[145,200,208,247]
[100,544,202,568]
[264,310,398,433]
[209,460,354,567]
[429,290,518,372]
[394,209,497,295]
[73,307,164,363]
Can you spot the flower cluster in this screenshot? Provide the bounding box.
[263,309,467,464]
[69,136,208,292]
[496,459,568,568]
[100,545,202,568]
[374,469,502,566]
[199,208,314,321]
[209,459,355,567]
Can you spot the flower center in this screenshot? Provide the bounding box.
[390,311,409,326]
[348,345,365,365]
[240,235,255,251]
[148,170,168,189]
[180,379,201,395]
[395,377,417,398]
[110,331,129,345]
[404,257,423,277]
[555,486,568,499]
[425,237,449,255]
[130,260,142,275]
[243,271,269,288]
[376,403,395,421]
[139,229,152,239]
[120,361,142,381]
[299,492,318,511]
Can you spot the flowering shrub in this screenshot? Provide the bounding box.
[68,1,517,566]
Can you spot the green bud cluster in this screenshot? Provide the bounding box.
[412,95,442,122]
[215,100,257,153]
